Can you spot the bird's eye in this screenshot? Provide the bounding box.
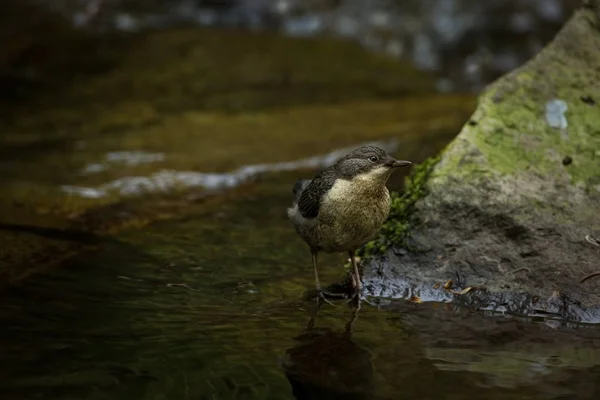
[369,155,378,163]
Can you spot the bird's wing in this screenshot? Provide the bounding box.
[292,179,311,203]
[296,171,335,219]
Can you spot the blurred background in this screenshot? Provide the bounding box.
[2,0,574,101]
[0,0,577,237]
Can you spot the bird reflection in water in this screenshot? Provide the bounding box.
[281,303,374,400]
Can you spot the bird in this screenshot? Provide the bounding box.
[287,145,412,304]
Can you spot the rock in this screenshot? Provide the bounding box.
[364,1,600,323]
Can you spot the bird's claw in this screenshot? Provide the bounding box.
[315,289,340,306]
[345,287,375,307]
[350,296,375,307]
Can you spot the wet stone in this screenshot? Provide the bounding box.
[362,2,600,324]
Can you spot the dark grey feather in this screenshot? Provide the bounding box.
[292,179,311,202]
[296,170,337,219]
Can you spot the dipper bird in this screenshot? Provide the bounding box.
[287,145,412,303]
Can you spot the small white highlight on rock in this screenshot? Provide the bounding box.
[545,99,568,129]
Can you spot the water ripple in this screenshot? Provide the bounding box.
[62,139,398,198]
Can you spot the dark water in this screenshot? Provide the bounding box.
[2,175,600,400]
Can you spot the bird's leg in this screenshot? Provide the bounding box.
[306,300,323,331]
[349,268,358,289]
[312,250,338,306]
[344,301,361,335]
[347,250,362,299]
[346,250,376,306]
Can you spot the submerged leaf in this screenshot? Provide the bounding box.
[446,287,473,295]
[408,295,422,303]
[458,287,472,295]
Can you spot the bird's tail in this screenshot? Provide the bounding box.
[292,179,310,204]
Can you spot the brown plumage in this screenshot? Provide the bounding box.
[287,146,412,303]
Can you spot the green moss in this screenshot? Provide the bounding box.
[467,82,600,187]
[359,155,441,257]
[434,11,600,191]
[417,9,600,203]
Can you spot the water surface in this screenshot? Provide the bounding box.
[2,174,600,400]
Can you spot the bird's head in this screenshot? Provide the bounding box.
[335,145,412,183]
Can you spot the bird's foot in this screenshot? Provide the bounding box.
[346,273,362,303]
[346,294,376,307]
[345,284,375,306]
[324,291,347,299]
[315,288,343,306]
[345,285,360,302]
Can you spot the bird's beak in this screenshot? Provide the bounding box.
[386,158,412,168]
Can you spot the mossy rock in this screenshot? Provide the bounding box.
[364,1,600,323]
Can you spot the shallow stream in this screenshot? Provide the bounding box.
[2,172,600,399]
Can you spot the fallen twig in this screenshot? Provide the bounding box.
[579,234,600,284]
[446,287,474,295]
[586,234,599,247]
[580,272,600,284]
[434,279,482,295]
[506,267,531,276]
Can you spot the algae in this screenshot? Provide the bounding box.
[2,26,435,126]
